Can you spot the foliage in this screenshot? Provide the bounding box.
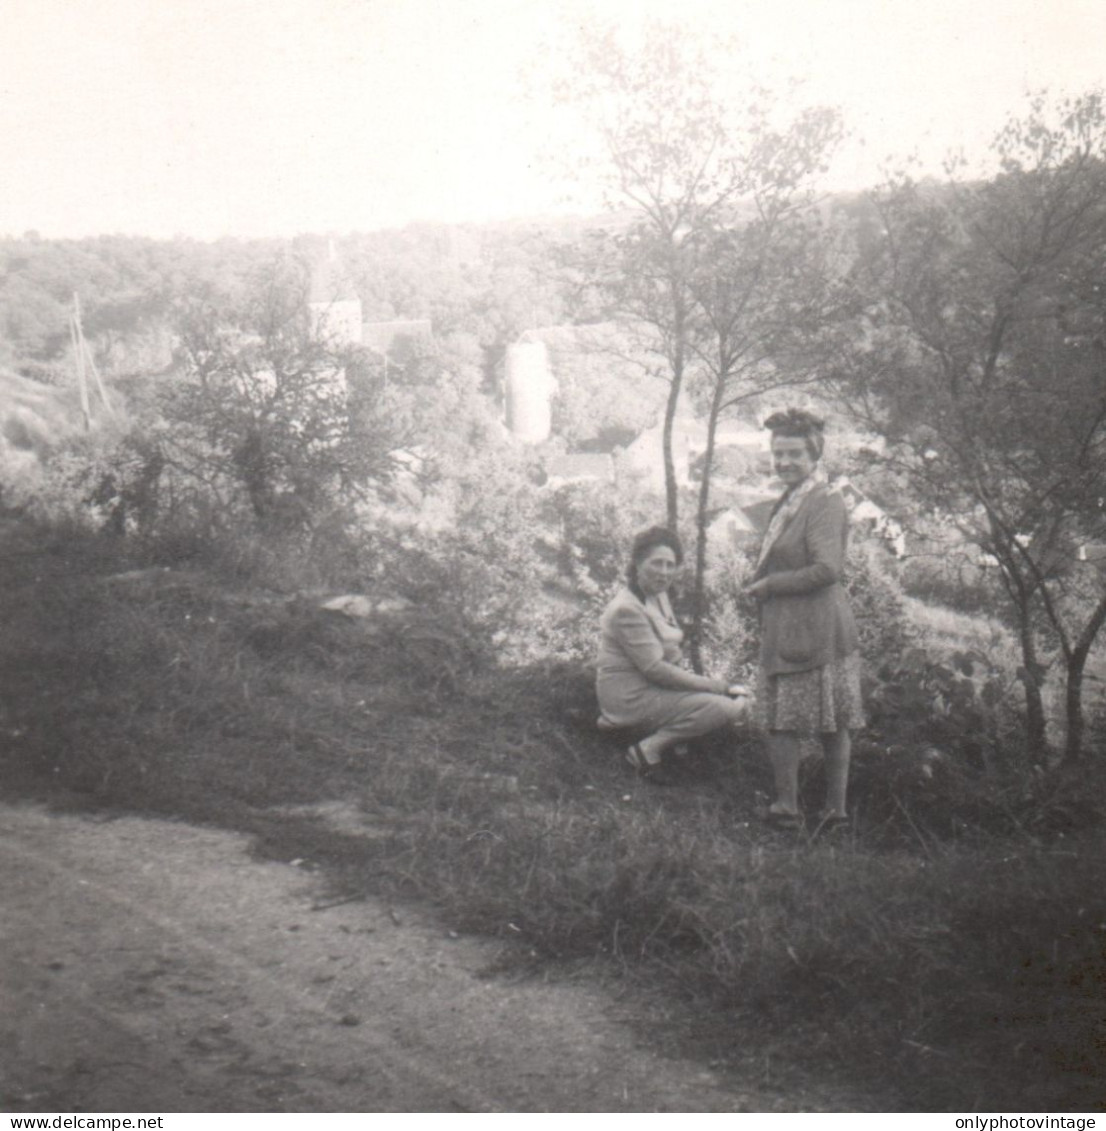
[362,469,547,671]
[159,258,410,532]
[0,233,280,374]
[683,167,849,666]
[490,477,666,666]
[557,22,841,530]
[864,646,1020,769]
[834,91,1106,759]
[844,539,916,661]
[544,323,664,451]
[899,550,998,615]
[538,478,658,590]
[4,520,1105,1112]
[0,222,575,410]
[555,21,846,664]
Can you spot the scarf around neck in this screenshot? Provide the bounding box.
[755,468,827,571]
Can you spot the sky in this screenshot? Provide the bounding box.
[3,0,1106,240]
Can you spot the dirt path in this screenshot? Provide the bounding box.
[0,801,843,1114]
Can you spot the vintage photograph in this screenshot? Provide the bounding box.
[2,0,1105,1116]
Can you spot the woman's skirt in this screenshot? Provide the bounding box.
[757,652,865,734]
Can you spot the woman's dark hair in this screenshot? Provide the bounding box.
[764,408,826,460]
[626,525,683,602]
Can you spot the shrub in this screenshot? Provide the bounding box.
[845,538,916,660]
[355,470,547,675]
[851,644,1044,839]
[695,536,758,682]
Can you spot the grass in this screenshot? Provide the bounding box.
[901,593,1011,653]
[2,516,1104,1112]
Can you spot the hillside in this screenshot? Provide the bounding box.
[0,368,93,466]
[1,514,1103,1112]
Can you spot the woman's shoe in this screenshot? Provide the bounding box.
[763,807,804,830]
[625,742,678,785]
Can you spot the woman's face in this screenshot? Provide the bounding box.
[771,434,816,489]
[636,544,680,595]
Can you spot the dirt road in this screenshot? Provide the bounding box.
[0,801,826,1114]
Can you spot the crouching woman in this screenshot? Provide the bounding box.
[597,526,749,785]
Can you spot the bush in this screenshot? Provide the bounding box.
[694,536,759,682]
[845,538,916,660]
[851,643,1049,840]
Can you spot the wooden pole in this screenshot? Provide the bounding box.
[71,294,91,431]
[81,334,111,414]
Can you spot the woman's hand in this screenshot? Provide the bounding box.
[706,678,750,699]
[744,578,771,599]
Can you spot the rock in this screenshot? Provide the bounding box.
[320,594,413,619]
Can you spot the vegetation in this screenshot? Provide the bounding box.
[2,29,1105,1113]
[554,26,841,540]
[832,92,1106,760]
[1,515,1104,1112]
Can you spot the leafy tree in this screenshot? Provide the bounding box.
[683,126,846,666]
[833,92,1106,761]
[162,257,409,531]
[0,233,278,379]
[556,22,840,536]
[340,222,565,388]
[553,23,744,528]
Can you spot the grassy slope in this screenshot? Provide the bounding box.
[0,369,89,453]
[1,517,1104,1113]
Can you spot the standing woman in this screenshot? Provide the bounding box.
[597,526,749,784]
[744,410,864,827]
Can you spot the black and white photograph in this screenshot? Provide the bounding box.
[2,0,1105,1117]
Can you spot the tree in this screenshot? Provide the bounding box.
[558,23,839,529]
[0,232,279,380]
[833,92,1106,761]
[340,223,566,396]
[685,185,849,667]
[162,257,409,531]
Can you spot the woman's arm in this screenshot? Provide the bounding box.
[610,604,729,694]
[756,493,847,597]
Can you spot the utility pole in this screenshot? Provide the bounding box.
[69,293,111,430]
[70,293,91,431]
